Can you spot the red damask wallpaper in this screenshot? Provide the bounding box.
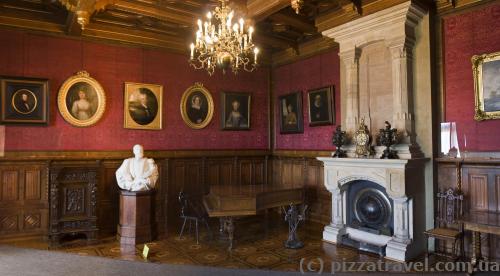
[273,50,341,150]
[0,29,269,151]
[443,3,500,151]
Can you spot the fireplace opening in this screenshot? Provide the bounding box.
[346,180,394,236]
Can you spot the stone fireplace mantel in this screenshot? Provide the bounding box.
[322,1,427,159]
[316,0,431,263]
[318,157,427,261]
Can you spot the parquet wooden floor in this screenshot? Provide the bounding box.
[2,216,457,273]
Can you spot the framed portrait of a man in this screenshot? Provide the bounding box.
[221,92,251,130]
[124,82,162,130]
[57,71,106,127]
[472,51,500,121]
[180,83,214,129]
[278,92,303,134]
[0,76,49,125]
[307,86,335,126]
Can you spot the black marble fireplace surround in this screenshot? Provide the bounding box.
[343,180,394,255]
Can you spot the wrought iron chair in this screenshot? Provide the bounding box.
[178,192,211,244]
[424,188,464,260]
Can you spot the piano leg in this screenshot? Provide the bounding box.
[222,217,235,251]
[219,218,224,238]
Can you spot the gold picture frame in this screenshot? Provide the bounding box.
[472,51,500,121]
[180,83,214,129]
[57,71,106,127]
[124,82,163,130]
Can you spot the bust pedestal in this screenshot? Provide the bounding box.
[117,190,155,245]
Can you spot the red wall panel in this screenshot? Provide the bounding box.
[273,49,341,150]
[0,30,269,151]
[443,3,500,151]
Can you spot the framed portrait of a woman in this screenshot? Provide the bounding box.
[0,76,49,125]
[279,91,303,134]
[221,92,251,130]
[124,82,162,130]
[180,83,214,129]
[57,71,106,127]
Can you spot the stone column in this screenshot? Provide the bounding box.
[323,169,346,244]
[339,48,361,134]
[392,196,412,242]
[386,196,412,261]
[388,38,415,145]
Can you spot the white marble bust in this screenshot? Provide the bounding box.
[116,144,158,192]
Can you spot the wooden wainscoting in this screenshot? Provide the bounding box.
[0,150,334,241]
[166,156,270,230]
[0,150,271,240]
[0,161,49,239]
[437,158,500,260]
[272,151,331,225]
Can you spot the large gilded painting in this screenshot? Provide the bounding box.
[180,83,214,129]
[472,51,500,121]
[124,82,162,130]
[58,71,106,127]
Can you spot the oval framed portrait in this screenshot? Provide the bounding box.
[180,83,214,129]
[57,71,106,127]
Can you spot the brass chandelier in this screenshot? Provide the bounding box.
[189,0,259,75]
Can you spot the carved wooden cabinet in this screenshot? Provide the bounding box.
[49,161,99,245]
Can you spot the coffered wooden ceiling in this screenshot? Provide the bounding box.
[0,0,492,66]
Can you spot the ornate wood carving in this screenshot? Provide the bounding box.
[1,152,272,240]
[49,161,99,245]
[438,159,500,259]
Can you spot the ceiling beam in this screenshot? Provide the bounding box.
[253,33,297,51]
[0,6,64,33]
[315,0,408,33]
[269,12,316,33]
[65,11,82,36]
[83,22,187,52]
[112,0,196,27]
[435,0,495,15]
[246,0,290,21]
[272,36,337,67]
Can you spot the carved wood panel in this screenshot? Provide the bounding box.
[49,162,99,244]
[272,156,330,225]
[2,171,19,201]
[0,154,270,240]
[25,170,41,200]
[467,174,488,211]
[438,162,500,259]
[207,159,234,187]
[0,162,48,238]
[240,161,253,185]
[99,162,121,236]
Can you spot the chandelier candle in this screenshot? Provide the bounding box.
[189,0,259,75]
